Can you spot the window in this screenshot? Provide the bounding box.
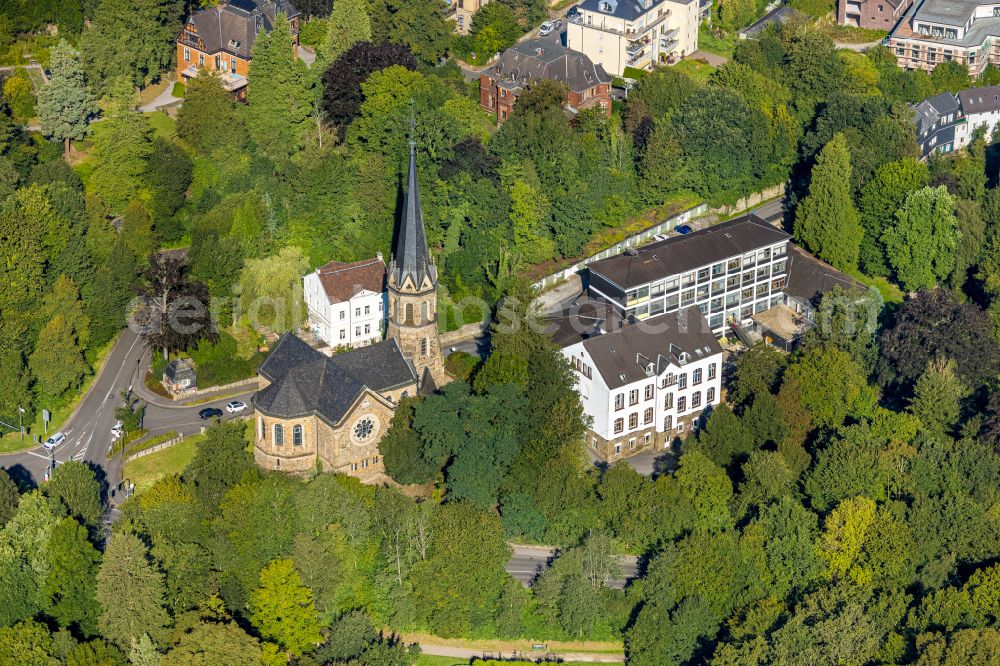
[274,424,284,446]
[677,422,685,433]
[644,384,654,400]
[678,373,687,389]
[292,425,303,446]
[629,437,637,451]
[629,389,639,405]
[697,268,710,282]
[231,56,237,71]
[591,437,598,450]
[707,387,716,403]
[644,407,654,424]
[354,417,375,440]
[364,324,370,335]
[677,396,687,412]
[644,432,652,445]
[340,310,346,320]
[628,413,638,429]
[664,392,674,409]
[405,303,414,324]
[708,363,717,379]
[199,53,205,66]
[355,307,361,317]
[614,442,621,455]
[614,418,624,434]
[184,47,190,61]
[615,394,624,410]
[215,55,221,69]
[692,368,702,385]
[355,326,361,336]
[421,338,428,356]
[664,415,673,431]
[692,392,702,409]
[259,417,265,441]
[365,305,370,315]
[339,330,346,340]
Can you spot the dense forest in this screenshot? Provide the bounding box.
[3,0,1000,663]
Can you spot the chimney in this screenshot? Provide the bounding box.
[376,251,384,262]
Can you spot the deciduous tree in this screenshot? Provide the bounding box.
[249,558,322,656]
[322,0,372,61]
[883,186,958,292]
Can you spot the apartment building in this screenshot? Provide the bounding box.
[303,256,387,349]
[912,85,1000,157]
[887,0,1000,75]
[480,40,612,121]
[177,0,300,101]
[562,307,722,460]
[838,0,914,29]
[586,215,792,335]
[566,0,704,76]
[445,0,490,34]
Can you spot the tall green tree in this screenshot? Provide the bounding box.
[883,186,958,292]
[44,461,103,528]
[44,517,100,636]
[238,246,310,333]
[29,313,88,399]
[80,0,184,90]
[322,0,372,61]
[247,14,312,162]
[175,74,246,155]
[249,558,322,656]
[96,532,171,648]
[858,157,929,276]
[89,77,152,214]
[37,40,96,158]
[794,133,864,271]
[909,358,965,437]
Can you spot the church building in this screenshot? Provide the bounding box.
[251,145,445,481]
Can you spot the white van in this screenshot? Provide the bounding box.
[43,432,66,450]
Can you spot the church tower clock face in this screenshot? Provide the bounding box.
[351,415,379,444]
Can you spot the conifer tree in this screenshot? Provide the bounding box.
[37,40,96,158]
[96,533,171,649]
[794,133,864,271]
[322,0,372,62]
[247,14,312,162]
[89,77,152,214]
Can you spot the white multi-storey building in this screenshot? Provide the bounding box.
[566,0,705,77]
[562,307,723,460]
[303,256,387,349]
[587,214,792,335]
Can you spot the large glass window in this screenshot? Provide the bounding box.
[697,268,710,282]
[693,368,702,385]
[273,424,284,446]
[681,290,695,306]
[628,413,638,429]
[292,425,303,446]
[615,394,624,410]
[711,262,724,276]
[614,418,624,434]
[650,299,665,315]
[629,389,639,405]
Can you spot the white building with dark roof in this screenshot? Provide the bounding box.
[911,85,1000,158]
[562,307,722,460]
[566,0,704,76]
[304,256,387,349]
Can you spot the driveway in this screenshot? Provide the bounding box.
[139,86,181,113]
[507,544,639,588]
[691,49,728,66]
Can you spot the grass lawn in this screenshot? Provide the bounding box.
[0,337,116,453]
[849,270,905,305]
[697,24,737,58]
[123,433,202,493]
[673,58,717,83]
[147,111,177,140]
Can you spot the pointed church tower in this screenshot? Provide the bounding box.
[387,144,445,387]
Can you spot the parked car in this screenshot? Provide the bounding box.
[674,224,693,234]
[111,420,123,441]
[226,400,247,414]
[567,4,581,19]
[539,20,555,35]
[43,432,66,450]
[198,407,223,420]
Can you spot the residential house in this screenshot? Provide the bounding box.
[838,0,913,29]
[566,0,703,77]
[303,256,387,349]
[162,359,196,394]
[912,85,1000,158]
[446,0,490,35]
[887,0,1000,75]
[562,307,723,460]
[177,0,301,101]
[480,40,613,121]
[252,145,447,482]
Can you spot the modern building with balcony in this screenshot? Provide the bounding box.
[837,0,913,29]
[887,0,1000,75]
[176,0,300,101]
[566,0,700,76]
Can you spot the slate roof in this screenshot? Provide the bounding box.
[254,333,416,424]
[187,0,300,59]
[913,92,960,136]
[579,0,689,21]
[164,359,196,382]
[315,257,386,305]
[588,214,791,291]
[486,40,611,95]
[545,297,624,348]
[389,145,437,288]
[580,307,721,390]
[957,85,1000,115]
[784,245,865,304]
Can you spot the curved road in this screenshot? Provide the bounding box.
[0,328,252,495]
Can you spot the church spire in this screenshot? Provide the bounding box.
[390,143,436,289]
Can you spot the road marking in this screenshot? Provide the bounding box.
[72,450,86,462]
[24,450,51,460]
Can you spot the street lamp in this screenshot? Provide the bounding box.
[17,406,25,446]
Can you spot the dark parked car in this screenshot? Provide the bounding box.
[198,407,223,420]
[674,224,693,234]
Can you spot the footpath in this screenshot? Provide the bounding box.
[398,633,625,663]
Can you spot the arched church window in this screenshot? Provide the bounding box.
[292,425,303,446]
[421,337,428,357]
[273,424,284,446]
[421,301,428,322]
[405,303,414,325]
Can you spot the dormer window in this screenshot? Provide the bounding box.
[600,1,613,12]
[229,39,241,48]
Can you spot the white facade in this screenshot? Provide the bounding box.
[561,311,723,458]
[566,0,701,76]
[304,263,387,349]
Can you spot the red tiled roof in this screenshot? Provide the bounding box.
[315,257,386,304]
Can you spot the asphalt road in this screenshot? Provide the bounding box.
[0,328,252,497]
[507,544,639,589]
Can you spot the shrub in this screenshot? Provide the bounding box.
[188,331,263,388]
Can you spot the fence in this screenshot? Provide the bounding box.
[532,204,709,290]
[124,435,184,464]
